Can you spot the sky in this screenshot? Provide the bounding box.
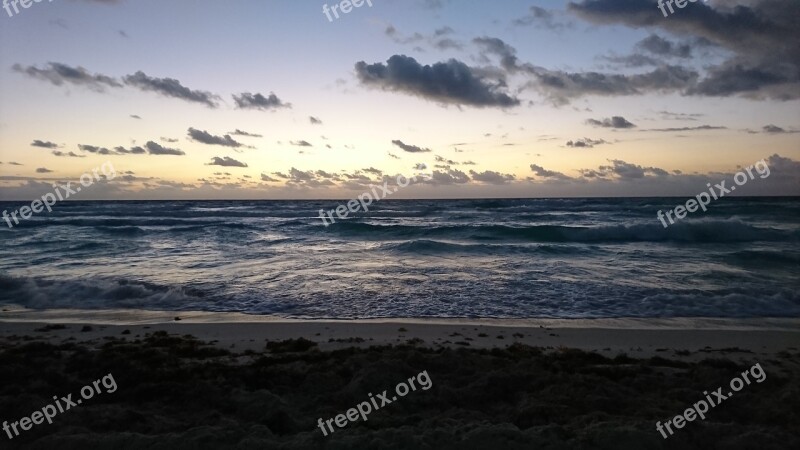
[0,0,798,200]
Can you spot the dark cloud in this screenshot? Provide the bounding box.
[309,116,323,125]
[427,169,470,185]
[435,155,458,165]
[599,53,659,68]
[188,128,246,148]
[568,0,800,100]
[579,159,669,180]
[78,144,114,155]
[658,111,703,121]
[355,55,520,108]
[31,140,59,149]
[433,38,463,51]
[763,125,785,133]
[232,92,290,110]
[279,168,336,188]
[362,167,383,175]
[392,140,432,153]
[145,141,185,156]
[476,35,698,104]
[290,140,312,147]
[473,37,519,72]
[636,35,692,58]
[114,146,146,154]
[124,71,219,107]
[469,170,516,184]
[532,64,698,105]
[261,173,280,182]
[644,125,726,132]
[12,62,122,92]
[207,157,248,168]
[15,63,225,106]
[586,116,636,128]
[512,5,572,30]
[229,129,263,138]
[530,164,572,181]
[130,114,141,119]
[566,138,608,148]
[51,151,85,158]
[78,141,185,157]
[384,25,463,51]
[160,137,179,143]
[35,168,53,173]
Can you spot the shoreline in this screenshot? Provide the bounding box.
[2,306,799,329]
[2,307,798,360]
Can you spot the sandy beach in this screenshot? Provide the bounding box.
[1,307,799,358]
[2,309,799,448]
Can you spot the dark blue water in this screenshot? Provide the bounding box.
[1,198,798,318]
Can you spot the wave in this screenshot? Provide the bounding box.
[383,239,594,255]
[327,220,797,243]
[0,273,207,310]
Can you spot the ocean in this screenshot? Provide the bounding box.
[1,197,798,319]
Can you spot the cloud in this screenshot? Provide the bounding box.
[114,146,146,154]
[566,138,608,148]
[160,137,179,143]
[392,139,432,153]
[35,168,53,173]
[276,167,337,188]
[31,140,59,149]
[658,111,703,121]
[363,167,383,175]
[261,173,280,182]
[355,55,520,108]
[385,24,464,51]
[309,116,323,125]
[579,159,668,180]
[763,125,786,133]
[15,63,224,107]
[229,129,263,137]
[636,35,692,58]
[290,140,312,147]
[643,125,726,132]
[232,92,290,110]
[188,128,246,148]
[512,5,572,30]
[78,144,114,155]
[435,155,458,165]
[473,36,520,72]
[530,164,572,181]
[586,116,636,128]
[145,141,184,155]
[123,71,219,107]
[531,64,698,105]
[475,35,698,104]
[426,169,470,185]
[207,157,248,168]
[51,151,85,158]
[568,0,800,100]
[12,62,122,92]
[130,114,141,119]
[469,170,516,184]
